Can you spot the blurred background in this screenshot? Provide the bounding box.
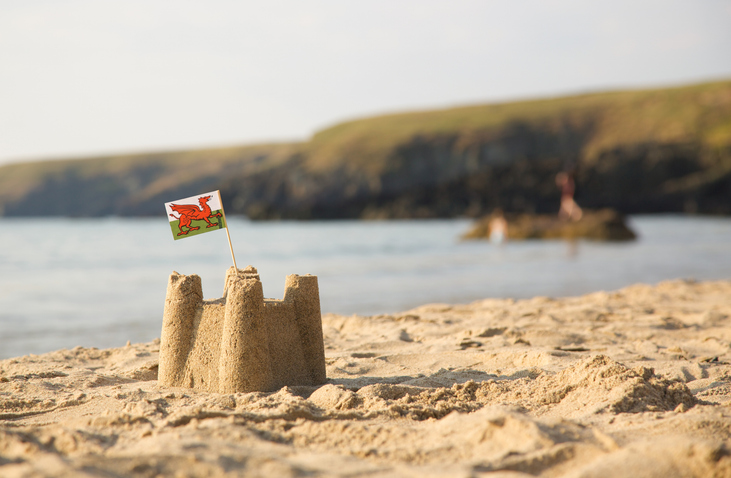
[1,1,731,357]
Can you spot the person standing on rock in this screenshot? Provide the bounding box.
[556,169,582,221]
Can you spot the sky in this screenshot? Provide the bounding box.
[1,1,730,166]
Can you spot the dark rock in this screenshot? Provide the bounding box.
[462,209,637,241]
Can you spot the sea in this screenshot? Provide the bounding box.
[1,215,730,359]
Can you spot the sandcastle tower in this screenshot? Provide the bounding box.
[158,266,326,393]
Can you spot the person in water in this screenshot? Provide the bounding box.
[488,208,508,244]
[556,170,583,221]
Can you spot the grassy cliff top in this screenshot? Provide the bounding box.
[306,79,731,172]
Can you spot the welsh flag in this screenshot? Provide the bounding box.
[165,190,227,240]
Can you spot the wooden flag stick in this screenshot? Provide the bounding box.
[217,191,238,271]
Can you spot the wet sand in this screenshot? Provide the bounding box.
[2,279,731,477]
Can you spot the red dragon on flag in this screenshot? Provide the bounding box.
[165,191,226,240]
[168,195,222,236]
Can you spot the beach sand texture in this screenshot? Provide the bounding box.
[2,279,731,477]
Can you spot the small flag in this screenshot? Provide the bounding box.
[165,190,226,240]
[165,190,238,269]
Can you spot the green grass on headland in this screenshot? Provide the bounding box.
[306,79,731,173]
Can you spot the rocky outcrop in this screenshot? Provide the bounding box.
[462,209,637,242]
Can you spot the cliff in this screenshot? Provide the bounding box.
[1,79,730,219]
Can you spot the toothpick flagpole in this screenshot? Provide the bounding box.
[217,190,238,271]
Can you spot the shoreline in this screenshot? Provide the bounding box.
[2,279,731,476]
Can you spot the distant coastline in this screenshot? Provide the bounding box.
[1,79,730,219]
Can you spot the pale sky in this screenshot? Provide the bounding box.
[1,0,730,166]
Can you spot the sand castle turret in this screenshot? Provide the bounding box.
[158,266,326,393]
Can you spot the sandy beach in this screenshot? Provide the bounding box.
[2,279,731,477]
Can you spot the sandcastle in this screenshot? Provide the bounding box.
[158,266,327,393]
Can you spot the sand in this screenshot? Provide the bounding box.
[2,279,731,477]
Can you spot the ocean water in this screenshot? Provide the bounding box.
[1,215,730,359]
